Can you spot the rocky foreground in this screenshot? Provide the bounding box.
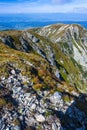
[0,24,87,130]
[0,67,87,130]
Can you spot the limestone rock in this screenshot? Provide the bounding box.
[35,114,45,123]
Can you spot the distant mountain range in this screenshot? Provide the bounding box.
[0,13,87,30]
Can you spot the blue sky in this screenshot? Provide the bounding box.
[0,0,87,13]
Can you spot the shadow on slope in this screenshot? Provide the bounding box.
[48,93,87,130]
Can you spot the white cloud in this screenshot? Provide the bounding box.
[0,0,87,13]
[73,7,87,13]
[52,0,72,4]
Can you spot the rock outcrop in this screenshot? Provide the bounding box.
[0,68,87,130]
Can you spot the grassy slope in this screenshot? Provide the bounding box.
[0,24,87,93]
[28,26,87,93]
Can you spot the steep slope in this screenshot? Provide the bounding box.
[29,24,87,93]
[0,24,87,93]
[37,24,87,68]
[0,42,61,90]
[0,24,87,130]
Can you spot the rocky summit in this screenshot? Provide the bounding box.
[0,23,87,130]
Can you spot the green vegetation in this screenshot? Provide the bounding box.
[0,98,7,107]
[63,95,70,103]
[0,23,87,93]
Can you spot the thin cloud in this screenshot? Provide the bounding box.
[0,0,87,13]
[73,7,87,13]
[52,0,73,4]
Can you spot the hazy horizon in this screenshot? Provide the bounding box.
[0,13,87,30]
[0,13,87,21]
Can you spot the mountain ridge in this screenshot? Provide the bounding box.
[0,23,87,93]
